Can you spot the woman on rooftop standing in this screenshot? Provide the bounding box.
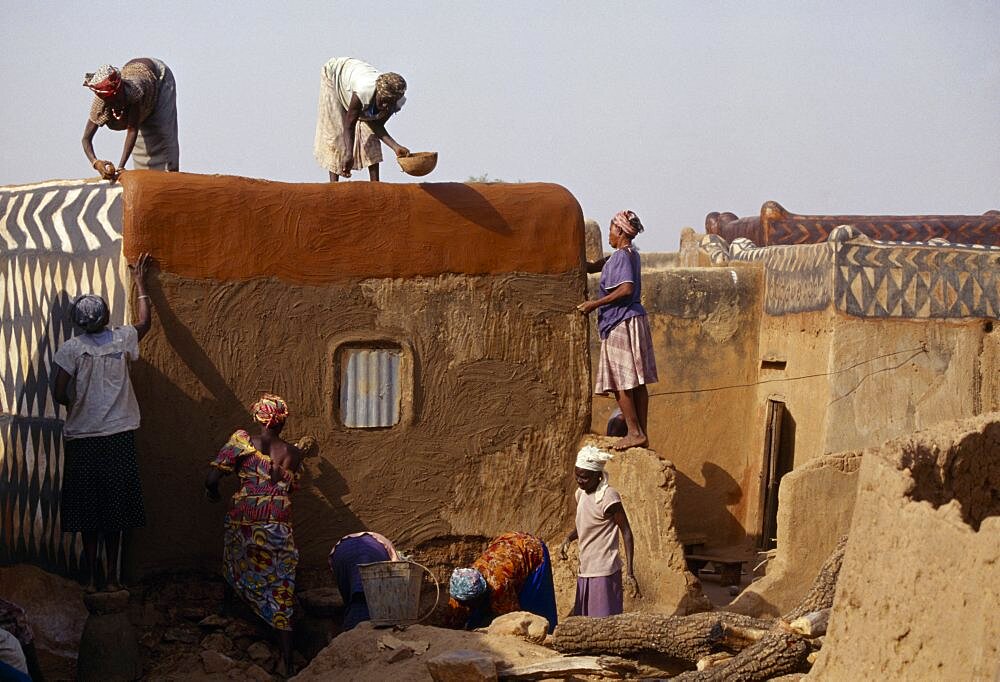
[314,57,410,181]
[52,253,154,593]
[204,395,315,678]
[578,210,658,450]
[81,59,179,180]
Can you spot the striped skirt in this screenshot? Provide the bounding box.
[595,315,658,394]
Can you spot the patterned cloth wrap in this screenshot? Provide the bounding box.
[69,294,109,332]
[449,532,559,633]
[83,65,122,99]
[0,599,33,646]
[211,429,299,630]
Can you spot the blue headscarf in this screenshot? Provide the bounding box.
[69,294,109,333]
[449,568,487,601]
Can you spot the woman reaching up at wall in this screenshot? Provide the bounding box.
[52,253,155,593]
[560,445,639,616]
[577,210,658,450]
[204,395,316,677]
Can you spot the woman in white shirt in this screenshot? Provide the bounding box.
[314,57,411,181]
[52,253,154,593]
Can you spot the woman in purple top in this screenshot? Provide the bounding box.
[577,210,658,450]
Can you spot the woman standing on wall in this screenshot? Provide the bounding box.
[204,395,314,677]
[52,253,155,593]
[577,210,658,450]
[82,59,179,179]
[314,56,410,181]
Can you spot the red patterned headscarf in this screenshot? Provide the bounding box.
[83,65,122,100]
[251,393,289,429]
[611,210,644,238]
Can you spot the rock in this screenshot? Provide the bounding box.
[199,614,231,630]
[224,619,258,639]
[297,587,344,617]
[83,589,130,615]
[179,606,209,621]
[163,626,199,644]
[426,650,498,682]
[486,611,549,644]
[201,649,238,674]
[384,646,414,663]
[77,603,142,682]
[243,662,273,681]
[247,641,273,665]
[201,632,235,655]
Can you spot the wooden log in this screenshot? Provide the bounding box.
[551,612,772,664]
[498,655,638,680]
[672,630,811,681]
[788,608,830,638]
[782,536,847,622]
[696,652,733,671]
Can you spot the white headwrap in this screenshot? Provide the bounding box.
[575,445,614,502]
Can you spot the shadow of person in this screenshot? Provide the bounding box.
[419,183,512,235]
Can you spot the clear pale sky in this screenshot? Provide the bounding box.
[2,1,998,251]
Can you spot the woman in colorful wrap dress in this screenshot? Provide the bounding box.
[81,59,179,180]
[578,210,658,450]
[448,532,558,633]
[314,56,410,181]
[204,394,311,677]
[560,445,640,617]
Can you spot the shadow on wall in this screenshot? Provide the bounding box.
[127,283,366,577]
[672,462,746,548]
[420,184,512,235]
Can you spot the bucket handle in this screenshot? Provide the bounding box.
[408,560,440,626]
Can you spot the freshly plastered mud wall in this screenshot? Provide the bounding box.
[0,179,127,575]
[810,413,1000,679]
[119,172,590,575]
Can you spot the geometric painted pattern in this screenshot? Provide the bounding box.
[835,242,1000,319]
[730,241,834,315]
[707,201,1000,247]
[0,179,125,574]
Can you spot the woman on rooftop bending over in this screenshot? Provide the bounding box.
[578,210,658,450]
[314,57,410,181]
[82,59,179,180]
[448,532,559,633]
[560,445,639,616]
[52,253,154,593]
[204,394,315,677]
[329,531,400,631]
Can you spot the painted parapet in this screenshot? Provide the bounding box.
[707,201,1000,247]
[809,413,1000,679]
[118,171,591,576]
[0,179,127,574]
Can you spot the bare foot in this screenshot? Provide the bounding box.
[276,659,294,678]
[613,433,648,451]
[104,581,123,593]
[84,580,98,594]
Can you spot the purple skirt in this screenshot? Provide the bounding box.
[572,570,623,617]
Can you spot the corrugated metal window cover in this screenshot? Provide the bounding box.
[339,347,402,428]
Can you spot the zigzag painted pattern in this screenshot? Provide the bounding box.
[836,243,1000,318]
[1,179,126,573]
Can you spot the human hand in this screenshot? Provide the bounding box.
[340,152,354,177]
[128,252,152,286]
[93,159,117,180]
[395,146,410,158]
[576,301,598,315]
[204,484,221,503]
[559,541,570,561]
[624,573,642,599]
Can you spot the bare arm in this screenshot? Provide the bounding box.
[585,256,609,274]
[559,528,579,560]
[338,93,365,174]
[607,502,641,597]
[577,281,634,315]
[366,115,409,157]
[53,366,72,406]
[83,120,117,179]
[128,253,153,341]
[204,467,224,502]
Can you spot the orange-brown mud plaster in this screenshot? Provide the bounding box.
[120,172,584,282]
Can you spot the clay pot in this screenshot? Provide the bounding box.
[397,152,438,177]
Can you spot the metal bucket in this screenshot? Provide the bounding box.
[358,560,439,627]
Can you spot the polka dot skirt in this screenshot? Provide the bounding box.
[61,430,146,532]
